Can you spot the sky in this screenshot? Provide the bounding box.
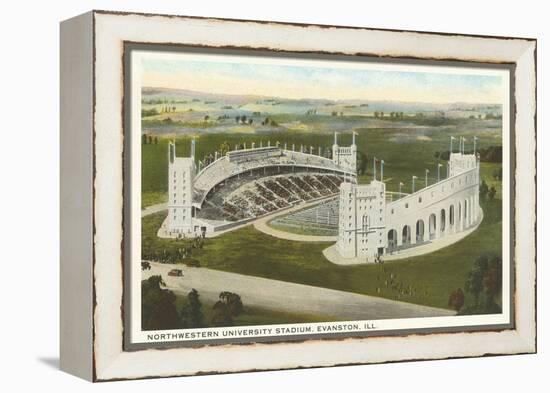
[140,52,506,104]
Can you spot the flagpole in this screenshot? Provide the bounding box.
[381,160,385,182]
[425,169,429,188]
[373,157,377,181]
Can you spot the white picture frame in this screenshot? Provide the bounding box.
[60,10,536,381]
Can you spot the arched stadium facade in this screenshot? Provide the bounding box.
[336,152,481,262]
[161,133,482,264]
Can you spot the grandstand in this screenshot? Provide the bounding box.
[163,134,357,237]
[192,147,356,207]
[196,172,347,223]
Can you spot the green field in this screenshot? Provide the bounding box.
[268,221,337,236]
[143,194,501,311]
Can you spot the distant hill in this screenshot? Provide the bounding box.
[142,87,502,118]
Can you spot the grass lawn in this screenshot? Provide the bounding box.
[143,195,502,312]
[268,221,337,236]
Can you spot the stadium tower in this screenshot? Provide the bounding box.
[167,140,196,236]
[332,131,357,174]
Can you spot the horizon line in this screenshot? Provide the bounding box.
[141,86,503,107]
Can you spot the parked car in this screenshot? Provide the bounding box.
[141,261,151,270]
[168,269,184,277]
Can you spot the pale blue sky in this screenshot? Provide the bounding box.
[141,55,505,104]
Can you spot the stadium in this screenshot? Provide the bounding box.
[159,133,358,237]
[159,132,481,265]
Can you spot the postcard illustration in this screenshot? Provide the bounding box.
[127,49,511,346]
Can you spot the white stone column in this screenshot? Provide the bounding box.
[468,196,472,228]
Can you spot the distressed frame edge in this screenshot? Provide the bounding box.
[59,11,95,381]
[90,11,537,381]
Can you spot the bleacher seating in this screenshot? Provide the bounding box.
[196,172,346,222]
[193,148,355,205]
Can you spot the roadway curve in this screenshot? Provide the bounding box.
[143,262,454,321]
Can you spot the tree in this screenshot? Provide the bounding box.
[483,256,502,301]
[204,115,210,122]
[465,255,489,306]
[448,288,465,312]
[141,276,180,330]
[235,116,240,123]
[154,136,158,144]
[480,180,489,198]
[357,150,367,175]
[142,133,147,145]
[219,141,230,156]
[181,289,205,328]
[147,135,153,144]
[211,291,243,327]
[488,186,497,200]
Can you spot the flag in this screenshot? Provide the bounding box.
[451,136,456,140]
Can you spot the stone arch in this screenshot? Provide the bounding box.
[470,195,476,224]
[429,213,437,240]
[402,225,411,247]
[440,208,446,233]
[416,219,425,243]
[464,199,468,227]
[449,204,455,229]
[387,229,398,253]
[458,201,462,229]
